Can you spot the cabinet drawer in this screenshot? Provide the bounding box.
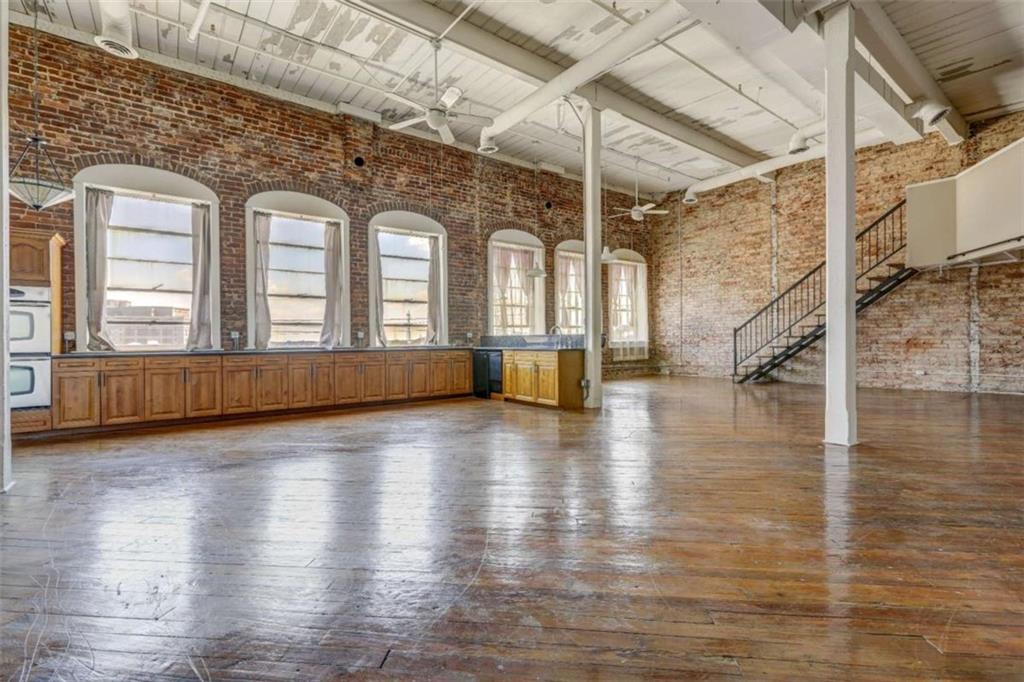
[337,352,384,365]
[144,356,187,369]
[53,357,100,371]
[102,357,144,370]
[534,352,558,368]
[257,355,289,367]
[187,356,222,368]
[289,353,333,365]
[385,352,409,364]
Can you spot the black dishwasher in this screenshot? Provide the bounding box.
[472,350,503,398]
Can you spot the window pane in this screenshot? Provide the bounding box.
[268,296,325,325]
[267,270,325,298]
[109,195,191,234]
[378,231,430,259]
[106,322,189,351]
[106,290,192,312]
[269,244,324,274]
[382,279,428,303]
[270,216,325,248]
[109,229,192,263]
[383,325,428,345]
[380,255,429,280]
[108,259,193,293]
[383,301,427,323]
[270,325,321,347]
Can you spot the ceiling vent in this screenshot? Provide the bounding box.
[93,1,138,60]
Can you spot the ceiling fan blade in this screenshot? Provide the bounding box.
[439,86,463,109]
[438,124,456,145]
[389,115,427,130]
[639,203,657,211]
[612,206,632,211]
[645,209,670,215]
[449,112,493,127]
[608,212,631,219]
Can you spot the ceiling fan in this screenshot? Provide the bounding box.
[389,41,493,145]
[610,158,669,222]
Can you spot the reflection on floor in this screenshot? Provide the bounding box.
[1,376,1022,679]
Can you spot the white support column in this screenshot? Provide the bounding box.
[1,0,13,491]
[823,3,858,447]
[582,104,603,409]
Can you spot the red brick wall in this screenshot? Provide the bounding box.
[649,111,1024,394]
[8,28,652,376]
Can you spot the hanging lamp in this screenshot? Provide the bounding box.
[527,163,547,279]
[8,3,73,211]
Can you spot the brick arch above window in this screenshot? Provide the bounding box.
[365,200,445,225]
[244,179,351,216]
[71,153,221,198]
[481,222,544,244]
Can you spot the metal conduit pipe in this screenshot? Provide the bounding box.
[478,0,688,154]
[682,131,880,204]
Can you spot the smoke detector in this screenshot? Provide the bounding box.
[94,1,138,60]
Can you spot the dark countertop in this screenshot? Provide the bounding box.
[473,346,583,352]
[61,345,475,359]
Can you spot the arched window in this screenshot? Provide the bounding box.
[246,192,350,348]
[369,211,447,347]
[607,248,649,361]
[73,165,220,351]
[554,240,585,335]
[488,229,545,336]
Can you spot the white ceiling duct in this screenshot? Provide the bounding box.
[94,0,138,60]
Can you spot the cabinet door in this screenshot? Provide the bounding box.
[451,357,471,395]
[363,363,386,402]
[311,362,335,406]
[53,371,101,429]
[288,362,313,408]
[144,368,185,421]
[103,369,146,425]
[186,367,222,418]
[10,234,49,285]
[223,366,258,414]
[334,363,361,404]
[409,357,430,398]
[536,365,559,406]
[430,358,451,396]
[515,362,537,402]
[384,362,408,400]
[257,365,289,411]
[503,358,516,398]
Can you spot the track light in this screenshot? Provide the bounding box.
[910,99,952,127]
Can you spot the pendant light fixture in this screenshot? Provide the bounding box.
[9,2,73,211]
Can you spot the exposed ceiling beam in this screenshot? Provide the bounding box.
[343,0,760,169]
[853,1,968,144]
[679,0,923,145]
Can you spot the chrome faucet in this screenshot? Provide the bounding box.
[548,325,564,349]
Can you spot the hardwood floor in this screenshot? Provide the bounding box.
[1,376,1021,680]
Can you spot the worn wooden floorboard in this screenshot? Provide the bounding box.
[1,376,1021,679]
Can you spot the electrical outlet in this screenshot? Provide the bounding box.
[229,331,240,339]
[355,330,365,340]
[63,331,75,341]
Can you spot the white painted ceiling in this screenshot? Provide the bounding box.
[9,0,1024,194]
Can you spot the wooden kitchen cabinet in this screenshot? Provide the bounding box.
[451,353,472,394]
[53,361,101,430]
[10,229,55,286]
[334,360,361,404]
[186,358,222,418]
[362,359,386,401]
[408,352,431,398]
[430,356,451,396]
[256,360,289,411]
[289,354,334,409]
[101,358,145,425]
[311,358,334,406]
[144,362,186,422]
[502,350,584,409]
[385,353,409,400]
[222,361,258,414]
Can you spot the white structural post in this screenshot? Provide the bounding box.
[823,3,858,447]
[1,0,13,491]
[583,104,603,409]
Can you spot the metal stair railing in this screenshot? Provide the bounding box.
[733,200,908,378]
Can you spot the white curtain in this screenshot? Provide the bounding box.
[609,261,649,361]
[320,220,345,348]
[84,187,115,351]
[374,229,387,347]
[253,211,273,350]
[186,203,213,350]
[425,235,443,344]
[491,244,535,335]
[555,251,582,332]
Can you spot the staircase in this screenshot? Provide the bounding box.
[733,200,917,384]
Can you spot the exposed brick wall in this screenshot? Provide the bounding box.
[650,111,1024,394]
[7,28,652,378]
